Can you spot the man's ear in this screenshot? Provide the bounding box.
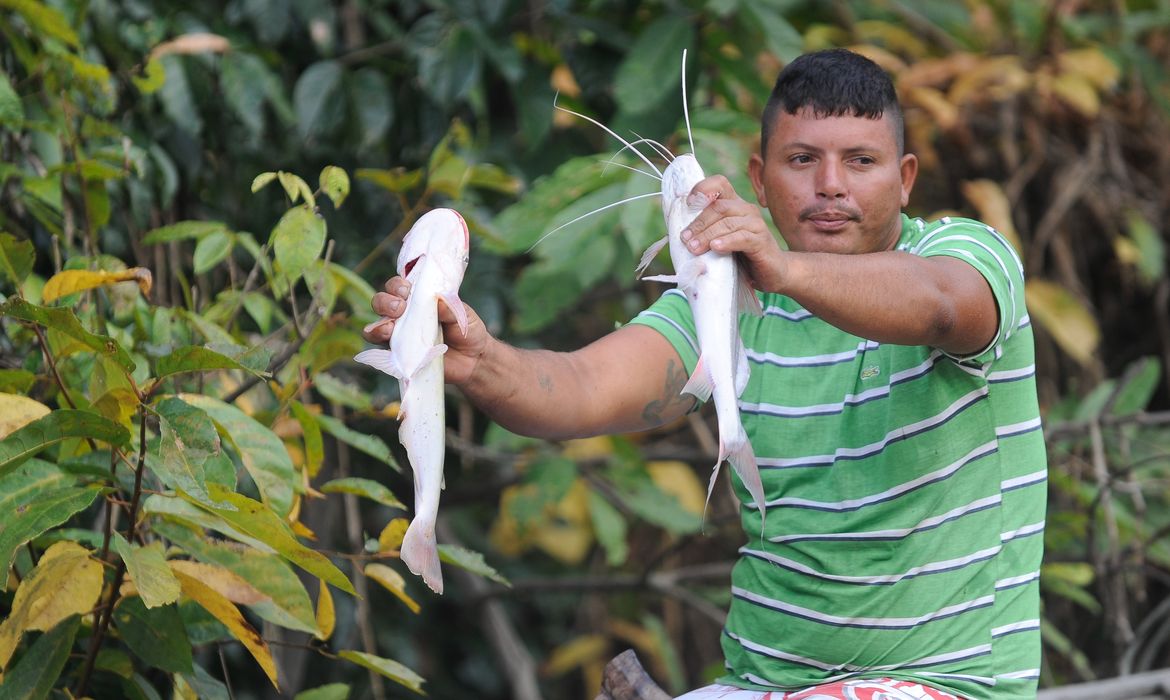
[748,153,767,207]
[899,152,918,207]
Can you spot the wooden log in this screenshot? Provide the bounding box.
[594,649,672,700]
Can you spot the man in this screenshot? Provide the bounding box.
[364,49,1045,700]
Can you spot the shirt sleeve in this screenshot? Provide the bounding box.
[626,288,701,375]
[913,218,1027,366]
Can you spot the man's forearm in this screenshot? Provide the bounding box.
[775,251,997,355]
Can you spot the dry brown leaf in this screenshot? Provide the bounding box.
[150,33,231,59]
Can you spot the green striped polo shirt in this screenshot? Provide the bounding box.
[630,214,1046,700]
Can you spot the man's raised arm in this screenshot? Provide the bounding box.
[363,277,694,440]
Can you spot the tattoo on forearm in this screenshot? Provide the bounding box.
[641,359,695,426]
[538,372,553,393]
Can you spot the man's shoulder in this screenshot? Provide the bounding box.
[898,214,1014,254]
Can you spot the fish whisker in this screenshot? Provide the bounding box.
[682,48,696,157]
[629,132,676,162]
[553,97,664,178]
[525,191,661,253]
[600,157,663,182]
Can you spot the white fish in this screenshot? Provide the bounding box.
[636,153,767,527]
[354,208,470,594]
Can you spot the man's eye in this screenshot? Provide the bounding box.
[852,156,876,166]
[790,154,813,164]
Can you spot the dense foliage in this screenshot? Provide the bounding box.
[1,0,1169,698]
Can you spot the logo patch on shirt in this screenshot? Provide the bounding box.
[860,365,881,380]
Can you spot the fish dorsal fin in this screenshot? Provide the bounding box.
[681,354,714,402]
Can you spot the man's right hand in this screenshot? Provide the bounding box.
[362,276,489,385]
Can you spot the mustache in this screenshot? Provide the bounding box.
[799,204,862,221]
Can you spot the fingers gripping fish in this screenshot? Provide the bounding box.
[637,154,768,528]
[354,208,470,594]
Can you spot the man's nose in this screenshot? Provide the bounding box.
[816,161,847,199]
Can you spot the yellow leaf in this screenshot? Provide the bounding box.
[173,569,279,689]
[550,64,581,98]
[92,388,139,432]
[315,580,335,641]
[960,180,1024,255]
[378,518,410,553]
[541,634,608,677]
[167,560,270,605]
[0,541,103,670]
[1058,48,1120,91]
[364,563,420,614]
[1024,280,1100,367]
[150,33,231,59]
[0,393,51,440]
[904,86,958,131]
[291,519,317,540]
[647,461,706,516]
[560,436,613,460]
[948,56,1030,105]
[1052,72,1100,118]
[534,481,593,565]
[174,673,200,700]
[42,267,152,303]
[854,20,929,60]
[846,44,908,75]
[381,401,401,419]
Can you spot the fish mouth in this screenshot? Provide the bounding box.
[403,255,422,277]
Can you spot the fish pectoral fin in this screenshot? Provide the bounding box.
[440,291,469,337]
[354,349,406,380]
[635,236,669,278]
[408,344,449,379]
[681,354,714,402]
[642,273,679,285]
[677,258,707,290]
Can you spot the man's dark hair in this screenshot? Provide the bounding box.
[760,48,904,157]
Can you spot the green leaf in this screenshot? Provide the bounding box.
[588,490,629,566]
[0,459,90,580]
[181,395,297,517]
[0,369,36,394]
[349,67,393,148]
[0,72,24,126]
[112,534,180,609]
[157,56,202,136]
[315,413,397,470]
[271,206,326,284]
[142,221,228,245]
[437,544,510,586]
[251,172,278,193]
[467,163,521,195]
[193,230,234,275]
[221,52,270,140]
[319,166,349,208]
[418,24,481,107]
[295,683,350,700]
[132,57,165,94]
[610,471,701,534]
[113,597,193,673]
[180,663,231,700]
[513,262,583,333]
[0,232,34,287]
[740,4,804,63]
[319,477,404,509]
[3,0,79,47]
[613,16,694,114]
[355,167,422,194]
[1125,210,1166,286]
[191,485,356,596]
[158,522,319,635]
[155,346,271,380]
[150,396,226,511]
[1109,357,1162,417]
[313,373,372,411]
[0,616,80,700]
[0,297,136,372]
[338,651,425,695]
[289,401,324,478]
[0,409,130,478]
[277,171,315,208]
[294,60,344,141]
[510,457,577,527]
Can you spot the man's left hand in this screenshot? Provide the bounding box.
[681,175,786,293]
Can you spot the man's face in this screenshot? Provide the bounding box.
[749,107,917,255]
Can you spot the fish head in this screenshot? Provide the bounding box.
[660,153,705,209]
[397,208,471,280]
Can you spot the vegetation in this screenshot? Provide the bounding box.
[1,0,1168,698]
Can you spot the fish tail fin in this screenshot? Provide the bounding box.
[440,292,469,337]
[681,354,714,402]
[354,349,405,380]
[723,432,766,535]
[401,518,443,594]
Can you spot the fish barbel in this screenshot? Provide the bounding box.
[354,208,470,594]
